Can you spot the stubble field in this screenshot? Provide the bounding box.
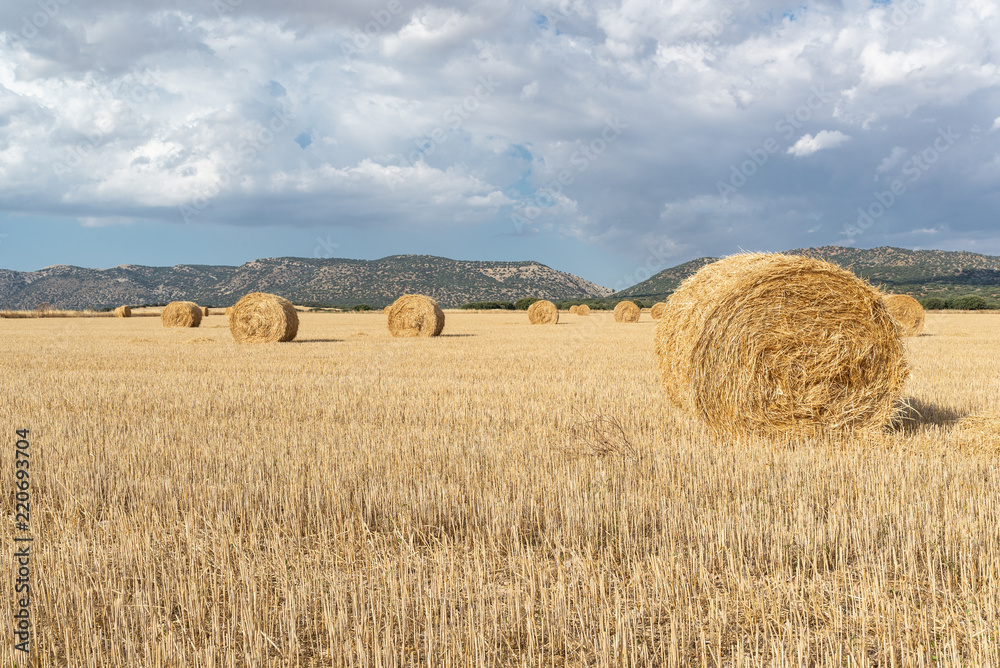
[1,310,999,666]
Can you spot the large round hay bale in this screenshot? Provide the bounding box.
[883,294,925,337]
[650,302,666,320]
[387,294,445,337]
[654,253,908,438]
[613,300,640,322]
[161,301,202,328]
[569,305,579,314]
[527,299,559,325]
[577,304,591,316]
[114,306,131,318]
[229,292,299,343]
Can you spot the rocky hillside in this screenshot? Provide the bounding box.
[614,246,1000,301]
[0,255,612,310]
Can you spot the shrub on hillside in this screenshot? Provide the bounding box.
[514,298,540,310]
[946,295,990,310]
[461,301,515,310]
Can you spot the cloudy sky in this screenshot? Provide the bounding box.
[1,0,998,288]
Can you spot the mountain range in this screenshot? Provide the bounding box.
[613,246,1000,302]
[2,246,999,311]
[0,255,612,310]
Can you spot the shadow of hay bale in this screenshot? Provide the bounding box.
[891,398,966,434]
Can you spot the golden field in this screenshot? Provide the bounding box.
[1,310,999,667]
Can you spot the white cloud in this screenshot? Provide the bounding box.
[787,131,852,158]
[876,146,907,174]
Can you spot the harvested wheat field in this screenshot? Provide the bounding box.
[1,310,999,666]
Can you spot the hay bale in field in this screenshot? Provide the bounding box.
[569,305,580,314]
[387,294,445,337]
[225,307,232,317]
[650,302,666,320]
[114,306,132,318]
[577,304,591,316]
[613,300,640,322]
[229,293,299,343]
[384,305,391,315]
[161,301,203,328]
[883,294,925,337]
[654,253,909,438]
[527,299,559,325]
[202,306,210,317]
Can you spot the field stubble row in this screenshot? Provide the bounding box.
[1,311,999,666]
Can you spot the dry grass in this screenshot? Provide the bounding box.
[655,253,908,439]
[1,311,999,666]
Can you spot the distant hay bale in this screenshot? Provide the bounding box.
[114,306,132,318]
[883,294,925,337]
[225,307,232,317]
[613,300,640,323]
[202,307,210,317]
[384,305,391,315]
[569,305,579,314]
[387,294,445,337]
[577,304,591,316]
[161,301,202,328]
[229,292,299,343]
[528,299,559,325]
[654,253,909,438]
[651,302,666,320]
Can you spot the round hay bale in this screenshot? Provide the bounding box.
[650,302,666,320]
[527,299,559,325]
[114,305,132,318]
[577,304,591,316]
[569,305,579,314]
[384,305,391,315]
[613,300,640,323]
[387,294,445,337]
[161,301,203,328]
[225,307,232,317]
[229,292,298,343]
[883,294,925,337]
[654,253,909,438]
[202,306,210,317]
